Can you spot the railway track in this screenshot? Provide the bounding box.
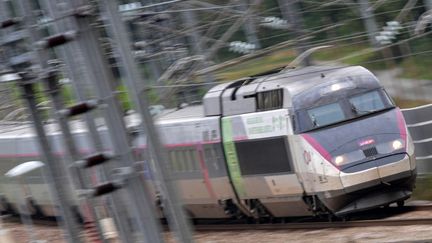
[193,204,432,231]
[193,217,432,231]
[1,216,59,227]
[3,203,432,231]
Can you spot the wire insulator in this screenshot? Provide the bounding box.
[59,100,98,117]
[36,31,77,49]
[83,153,112,168]
[93,183,120,197]
[1,18,20,28]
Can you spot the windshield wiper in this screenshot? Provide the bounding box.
[350,103,376,115]
[311,115,319,127]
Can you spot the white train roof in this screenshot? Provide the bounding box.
[0,65,378,138]
[203,65,379,116]
[0,105,207,139]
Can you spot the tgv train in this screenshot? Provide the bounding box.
[0,65,416,220]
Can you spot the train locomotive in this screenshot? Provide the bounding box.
[0,65,416,220]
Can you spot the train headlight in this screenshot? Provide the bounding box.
[392,139,403,150]
[332,150,366,167]
[376,139,405,154]
[333,156,345,166]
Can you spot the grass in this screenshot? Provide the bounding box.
[120,43,432,109]
[216,44,390,82]
[312,44,370,62]
[399,57,432,80]
[214,44,431,110]
[393,98,430,109]
[45,44,432,111]
[215,48,296,81]
[312,44,387,70]
[412,176,432,201]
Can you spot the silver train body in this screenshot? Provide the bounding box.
[0,66,416,219]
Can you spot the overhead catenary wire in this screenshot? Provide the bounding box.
[301,0,408,12]
[133,26,420,105]
[192,17,420,76]
[10,8,427,85]
[3,0,431,119]
[126,0,423,58]
[11,0,427,55]
[145,42,432,90]
[142,43,432,107]
[132,4,428,54]
[1,23,430,123]
[1,4,429,120]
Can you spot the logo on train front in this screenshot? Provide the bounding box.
[358,138,375,147]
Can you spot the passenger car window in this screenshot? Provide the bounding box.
[349,90,385,114]
[307,103,345,127]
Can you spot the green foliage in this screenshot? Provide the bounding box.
[116,83,162,112]
[412,176,432,200]
[145,87,161,105]
[116,84,132,111]
[215,48,296,80]
[312,44,370,61]
[60,85,75,106]
[150,0,432,98]
[33,83,49,105]
[393,97,430,108]
[400,57,432,80]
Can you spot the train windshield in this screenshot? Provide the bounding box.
[349,90,385,115]
[297,89,394,133]
[307,103,345,127]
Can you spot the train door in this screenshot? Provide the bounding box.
[160,120,238,218]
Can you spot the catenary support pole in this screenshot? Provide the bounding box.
[13,0,106,241]
[68,0,165,242]
[239,0,261,49]
[18,79,83,243]
[37,1,131,241]
[102,0,194,242]
[277,0,311,66]
[358,0,380,47]
[10,0,85,241]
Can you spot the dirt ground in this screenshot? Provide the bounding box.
[3,223,432,243]
[165,225,432,243]
[2,207,432,243]
[4,223,432,242]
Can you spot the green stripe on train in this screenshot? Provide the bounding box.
[222,118,246,197]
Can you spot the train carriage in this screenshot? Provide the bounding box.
[155,65,416,218]
[0,65,416,220]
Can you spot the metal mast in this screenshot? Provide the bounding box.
[101,0,194,242]
[66,0,165,241]
[277,0,311,66]
[358,0,380,47]
[0,1,84,241]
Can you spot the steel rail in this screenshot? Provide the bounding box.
[193,218,432,231]
[6,216,432,230]
[5,204,432,230]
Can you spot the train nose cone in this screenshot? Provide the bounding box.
[338,151,413,194]
[306,109,411,191]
